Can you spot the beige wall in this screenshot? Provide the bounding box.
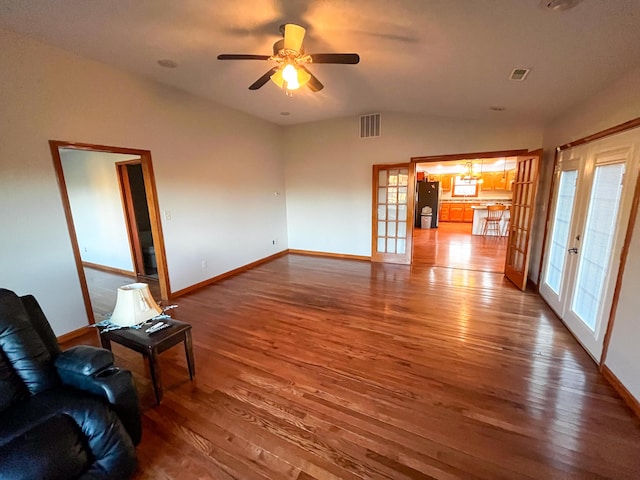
[283,112,543,255]
[61,150,138,272]
[0,28,287,335]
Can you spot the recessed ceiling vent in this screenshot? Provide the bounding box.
[509,68,530,81]
[360,113,381,138]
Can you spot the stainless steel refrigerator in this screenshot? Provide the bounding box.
[415,181,439,228]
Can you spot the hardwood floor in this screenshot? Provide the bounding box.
[412,222,507,273]
[64,254,640,479]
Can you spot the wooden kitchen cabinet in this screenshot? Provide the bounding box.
[463,204,476,222]
[481,173,494,190]
[424,174,452,191]
[449,204,465,222]
[439,203,450,221]
[440,174,452,191]
[440,202,478,223]
[493,173,508,190]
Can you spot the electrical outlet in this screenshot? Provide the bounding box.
[272,239,278,245]
[164,210,172,221]
[201,260,207,269]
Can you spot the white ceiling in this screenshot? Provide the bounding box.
[2,0,640,126]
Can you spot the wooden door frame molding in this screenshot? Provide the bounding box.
[411,149,529,164]
[116,160,146,276]
[556,118,640,152]
[49,140,171,326]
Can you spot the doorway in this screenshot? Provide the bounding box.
[539,126,640,361]
[49,141,170,324]
[117,161,157,277]
[410,149,527,274]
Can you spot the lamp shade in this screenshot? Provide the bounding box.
[109,283,162,327]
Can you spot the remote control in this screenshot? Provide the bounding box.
[145,322,170,334]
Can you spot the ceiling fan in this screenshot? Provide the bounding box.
[217,24,360,94]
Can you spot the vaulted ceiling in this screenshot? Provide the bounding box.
[1,0,640,125]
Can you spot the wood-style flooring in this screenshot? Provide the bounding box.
[412,222,507,272]
[64,255,640,479]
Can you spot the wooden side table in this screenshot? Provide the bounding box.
[99,318,195,404]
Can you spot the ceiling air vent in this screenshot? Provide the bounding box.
[360,113,381,138]
[509,68,530,81]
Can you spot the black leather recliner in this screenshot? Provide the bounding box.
[0,288,141,479]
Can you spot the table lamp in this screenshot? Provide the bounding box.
[109,283,162,327]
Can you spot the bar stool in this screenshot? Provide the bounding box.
[483,204,506,236]
[501,206,511,236]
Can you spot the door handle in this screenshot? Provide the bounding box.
[568,247,578,255]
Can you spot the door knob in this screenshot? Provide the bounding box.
[568,247,578,254]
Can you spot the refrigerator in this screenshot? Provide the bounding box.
[415,181,440,228]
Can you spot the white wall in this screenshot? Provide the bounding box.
[539,66,640,403]
[283,112,542,255]
[0,28,287,335]
[61,150,137,271]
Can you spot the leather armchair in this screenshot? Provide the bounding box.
[0,288,141,479]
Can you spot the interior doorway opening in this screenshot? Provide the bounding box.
[49,140,170,325]
[410,151,524,273]
[117,161,157,277]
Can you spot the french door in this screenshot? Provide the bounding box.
[540,128,640,360]
[505,150,541,290]
[371,163,415,264]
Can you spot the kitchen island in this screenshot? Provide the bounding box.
[471,205,510,236]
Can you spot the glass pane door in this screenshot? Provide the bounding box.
[540,158,581,319]
[570,163,625,331]
[545,169,578,294]
[504,151,540,290]
[372,164,413,264]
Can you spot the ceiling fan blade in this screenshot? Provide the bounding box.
[283,24,305,52]
[249,67,280,90]
[217,54,270,61]
[310,53,360,64]
[299,65,323,92]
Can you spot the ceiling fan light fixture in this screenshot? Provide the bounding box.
[218,22,356,93]
[270,64,310,94]
[283,24,306,52]
[282,64,300,89]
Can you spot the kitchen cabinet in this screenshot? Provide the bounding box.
[440,174,452,191]
[439,203,450,221]
[480,170,515,191]
[463,204,476,222]
[481,173,494,190]
[449,204,465,222]
[440,202,479,223]
[424,174,452,191]
[493,173,506,190]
